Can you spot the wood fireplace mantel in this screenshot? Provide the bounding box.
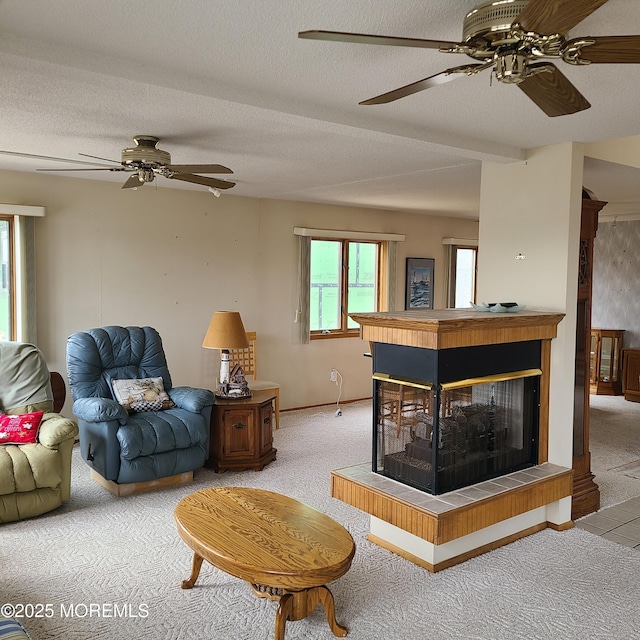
[350,309,565,350]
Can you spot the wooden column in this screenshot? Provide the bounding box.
[571,195,607,520]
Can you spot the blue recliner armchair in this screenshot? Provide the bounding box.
[66,326,215,495]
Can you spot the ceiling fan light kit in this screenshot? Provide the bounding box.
[299,0,640,117]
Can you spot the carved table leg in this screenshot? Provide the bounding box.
[270,585,347,638]
[181,553,204,589]
[316,585,348,637]
[274,593,294,640]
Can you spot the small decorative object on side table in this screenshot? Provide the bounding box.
[207,389,277,472]
[217,363,252,399]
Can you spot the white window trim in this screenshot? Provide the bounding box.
[294,227,405,242]
[0,204,46,217]
[442,237,478,247]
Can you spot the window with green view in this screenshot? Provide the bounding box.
[310,239,379,336]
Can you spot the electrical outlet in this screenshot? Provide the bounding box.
[329,368,338,382]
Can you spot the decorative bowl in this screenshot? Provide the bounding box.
[471,302,526,313]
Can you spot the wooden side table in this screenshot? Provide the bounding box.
[207,389,277,472]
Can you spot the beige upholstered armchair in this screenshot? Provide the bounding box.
[0,341,78,523]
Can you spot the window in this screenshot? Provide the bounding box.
[444,240,478,309]
[0,216,13,340]
[453,247,477,308]
[310,239,379,337]
[0,206,42,343]
[294,227,405,344]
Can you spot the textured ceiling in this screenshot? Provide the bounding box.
[0,0,639,218]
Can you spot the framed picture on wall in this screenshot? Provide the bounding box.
[405,257,435,310]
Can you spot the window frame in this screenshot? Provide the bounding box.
[447,243,478,309]
[0,215,15,340]
[310,237,382,340]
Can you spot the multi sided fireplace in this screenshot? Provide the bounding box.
[330,309,571,572]
[373,340,541,494]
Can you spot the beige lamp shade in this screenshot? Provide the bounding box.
[202,311,249,349]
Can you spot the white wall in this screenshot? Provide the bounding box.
[0,168,478,413]
[477,142,584,474]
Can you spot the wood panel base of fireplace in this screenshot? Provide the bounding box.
[331,463,573,572]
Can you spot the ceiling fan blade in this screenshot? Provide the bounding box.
[298,30,463,50]
[518,64,590,117]
[36,167,124,172]
[567,35,640,63]
[515,0,609,36]
[359,64,485,105]
[166,164,233,174]
[78,153,122,164]
[122,174,143,189]
[0,149,114,167]
[167,173,236,189]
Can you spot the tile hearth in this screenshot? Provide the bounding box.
[335,461,570,514]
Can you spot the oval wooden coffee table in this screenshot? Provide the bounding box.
[175,487,356,639]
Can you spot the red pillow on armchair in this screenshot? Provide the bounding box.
[0,411,44,444]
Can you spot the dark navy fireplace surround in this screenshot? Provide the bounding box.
[372,340,541,495]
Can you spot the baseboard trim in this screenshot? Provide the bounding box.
[368,521,557,573]
[90,469,193,497]
[281,397,372,413]
[547,520,574,532]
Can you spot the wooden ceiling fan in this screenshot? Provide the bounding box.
[299,0,640,117]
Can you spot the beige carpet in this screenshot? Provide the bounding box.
[2,399,640,639]
[588,393,640,508]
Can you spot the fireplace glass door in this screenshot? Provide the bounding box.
[374,371,540,494]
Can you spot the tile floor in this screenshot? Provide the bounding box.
[575,495,640,549]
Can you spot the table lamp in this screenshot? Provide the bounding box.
[202,311,251,398]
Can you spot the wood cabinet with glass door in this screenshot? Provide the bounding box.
[589,329,624,395]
